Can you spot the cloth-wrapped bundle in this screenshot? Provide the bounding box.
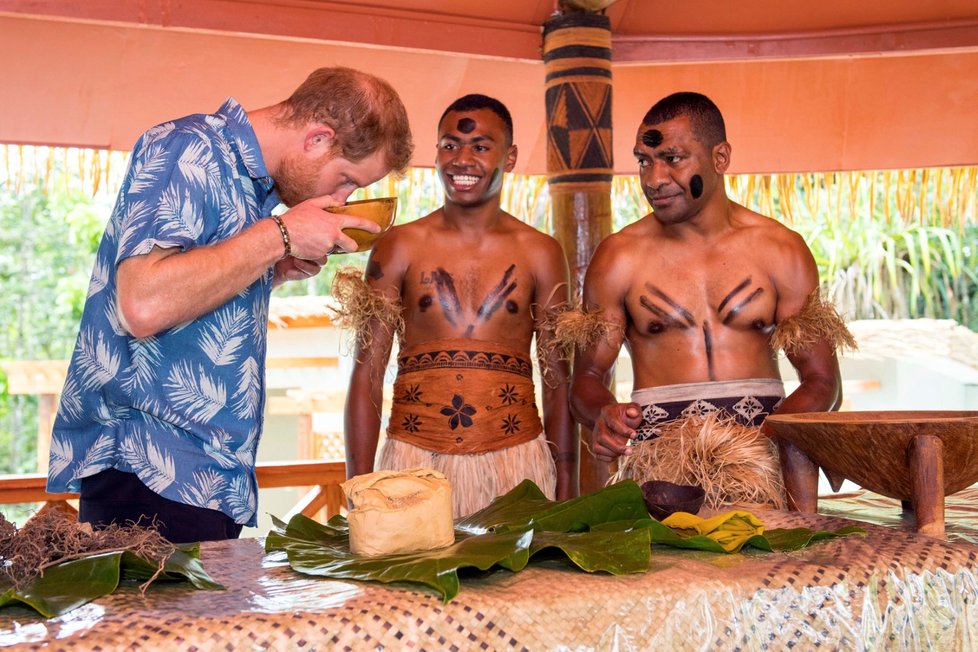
[341,468,455,557]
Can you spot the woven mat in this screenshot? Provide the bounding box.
[2,509,977,651]
[820,485,978,545]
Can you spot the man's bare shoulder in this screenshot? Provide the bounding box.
[372,210,442,248]
[505,215,563,248]
[593,217,656,259]
[729,204,816,288]
[733,204,809,250]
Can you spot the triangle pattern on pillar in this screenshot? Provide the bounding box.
[546,85,573,172]
[564,83,613,170]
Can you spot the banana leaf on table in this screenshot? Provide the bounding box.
[265,479,654,601]
[0,544,224,618]
[266,479,863,601]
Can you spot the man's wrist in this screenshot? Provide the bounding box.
[269,215,291,259]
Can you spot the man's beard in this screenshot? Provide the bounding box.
[275,152,326,207]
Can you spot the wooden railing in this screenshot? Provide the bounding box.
[0,460,347,522]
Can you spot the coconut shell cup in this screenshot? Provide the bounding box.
[641,480,706,521]
[325,197,398,252]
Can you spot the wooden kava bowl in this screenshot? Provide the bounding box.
[765,410,978,537]
[325,197,397,252]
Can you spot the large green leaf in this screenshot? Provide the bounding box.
[120,545,225,590]
[529,527,651,574]
[750,525,866,551]
[282,527,534,600]
[0,545,224,618]
[267,480,654,602]
[457,478,649,534]
[0,551,123,618]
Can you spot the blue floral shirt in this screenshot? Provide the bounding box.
[47,98,280,526]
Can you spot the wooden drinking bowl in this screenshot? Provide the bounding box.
[325,197,397,252]
[765,410,978,537]
[641,480,705,521]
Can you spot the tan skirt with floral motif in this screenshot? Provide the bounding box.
[382,338,554,517]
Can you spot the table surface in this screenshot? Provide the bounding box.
[3,493,978,651]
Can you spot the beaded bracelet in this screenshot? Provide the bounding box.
[269,215,291,259]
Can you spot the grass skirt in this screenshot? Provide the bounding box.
[378,434,556,518]
[614,412,787,510]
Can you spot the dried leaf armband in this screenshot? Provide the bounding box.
[330,266,404,354]
[549,305,624,358]
[771,291,857,357]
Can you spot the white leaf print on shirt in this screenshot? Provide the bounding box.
[76,328,121,391]
[231,356,260,419]
[158,187,204,241]
[94,399,126,427]
[122,336,162,394]
[103,290,129,338]
[179,469,225,510]
[142,121,177,145]
[49,437,74,479]
[128,140,171,195]
[58,375,83,423]
[177,138,218,190]
[88,257,110,298]
[235,425,259,468]
[200,305,248,366]
[226,475,256,521]
[117,200,155,257]
[204,428,238,469]
[75,433,117,478]
[250,294,268,344]
[120,431,176,493]
[132,398,194,432]
[164,362,227,424]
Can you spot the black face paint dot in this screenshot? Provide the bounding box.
[505,300,518,314]
[647,322,664,334]
[457,118,476,133]
[642,129,663,148]
[419,295,432,311]
[690,174,704,199]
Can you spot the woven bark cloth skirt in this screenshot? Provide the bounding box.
[631,379,786,441]
[381,338,556,518]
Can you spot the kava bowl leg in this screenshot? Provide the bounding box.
[909,433,945,538]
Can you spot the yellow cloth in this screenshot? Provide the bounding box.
[662,511,765,552]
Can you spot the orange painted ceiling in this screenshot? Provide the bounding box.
[2,0,978,173]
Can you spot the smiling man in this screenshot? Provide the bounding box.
[344,94,578,517]
[47,67,413,543]
[570,92,850,511]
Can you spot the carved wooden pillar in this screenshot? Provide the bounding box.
[543,11,614,493]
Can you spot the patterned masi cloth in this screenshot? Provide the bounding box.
[47,99,279,527]
[387,339,543,453]
[632,379,785,441]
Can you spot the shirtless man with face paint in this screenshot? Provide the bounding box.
[570,92,844,511]
[344,94,578,518]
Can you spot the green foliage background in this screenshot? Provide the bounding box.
[0,186,110,475]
